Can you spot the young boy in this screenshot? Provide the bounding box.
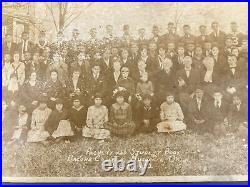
[227,93,247,134]
[208,90,229,136]
[135,94,159,133]
[157,92,186,133]
[69,96,87,140]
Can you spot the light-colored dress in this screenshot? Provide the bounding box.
[157,102,186,132]
[82,105,110,140]
[27,108,51,142]
[11,113,28,140]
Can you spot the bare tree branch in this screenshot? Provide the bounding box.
[45,3,58,32]
[63,3,94,31]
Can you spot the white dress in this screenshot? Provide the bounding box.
[27,108,51,143]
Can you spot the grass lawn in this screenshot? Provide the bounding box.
[2,131,248,177]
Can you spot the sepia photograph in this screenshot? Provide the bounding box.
[2,2,248,183]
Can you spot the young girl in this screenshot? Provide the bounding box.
[136,72,154,101]
[27,97,51,145]
[108,91,136,137]
[82,93,110,140]
[45,99,74,144]
[9,103,29,145]
[7,73,20,110]
[157,93,186,133]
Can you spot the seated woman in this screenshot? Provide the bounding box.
[27,97,52,144]
[45,98,74,144]
[157,92,186,133]
[134,94,159,133]
[108,91,136,137]
[82,93,110,140]
[43,69,65,109]
[21,71,44,113]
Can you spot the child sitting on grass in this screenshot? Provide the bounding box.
[108,91,136,137]
[9,103,30,145]
[82,93,110,140]
[45,98,74,144]
[157,92,186,133]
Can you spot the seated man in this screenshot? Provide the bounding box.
[187,87,210,134]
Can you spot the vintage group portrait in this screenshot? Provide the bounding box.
[2,2,248,183]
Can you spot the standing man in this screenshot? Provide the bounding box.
[209,21,226,49]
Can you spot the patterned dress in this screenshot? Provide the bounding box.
[82,105,110,139]
[157,102,186,132]
[27,107,51,142]
[108,102,136,136]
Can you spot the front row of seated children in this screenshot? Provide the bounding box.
[2,87,247,145]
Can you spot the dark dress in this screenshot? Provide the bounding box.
[68,106,87,136]
[21,80,44,113]
[45,110,69,135]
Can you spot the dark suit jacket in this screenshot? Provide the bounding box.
[188,96,210,121]
[85,73,108,99]
[17,40,34,54]
[209,31,226,48]
[160,33,180,46]
[179,34,196,44]
[208,99,229,124]
[176,68,201,93]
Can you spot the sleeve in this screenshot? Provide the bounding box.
[127,105,132,122]
[176,103,184,121]
[109,105,115,123]
[86,107,93,127]
[30,111,36,130]
[104,107,109,123]
[160,105,165,121]
[19,63,25,85]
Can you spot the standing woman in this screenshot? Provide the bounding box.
[21,71,44,113]
[46,52,68,86]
